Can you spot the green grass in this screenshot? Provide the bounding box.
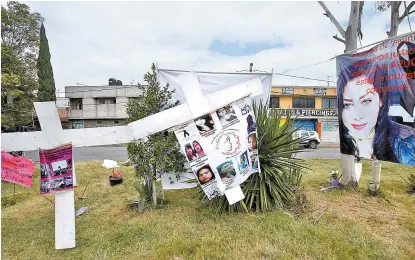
[2,159,414,260]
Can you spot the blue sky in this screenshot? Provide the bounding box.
[19,1,415,94]
[209,39,286,56]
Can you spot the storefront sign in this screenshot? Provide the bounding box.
[282,87,294,95]
[274,109,338,117]
[313,88,327,95]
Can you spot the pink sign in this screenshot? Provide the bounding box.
[1,152,35,188]
[39,142,74,194]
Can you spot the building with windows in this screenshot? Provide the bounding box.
[270,85,339,142]
[65,85,141,129]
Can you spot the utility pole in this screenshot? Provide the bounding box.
[327,76,331,86]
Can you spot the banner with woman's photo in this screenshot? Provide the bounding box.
[39,143,75,194]
[173,96,260,199]
[336,32,415,166]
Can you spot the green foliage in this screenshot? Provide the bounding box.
[36,23,56,102]
[126,63,185,203]
[205,101,308,213]
[1,2,43,127]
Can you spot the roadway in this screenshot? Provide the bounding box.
[23,146,341,163]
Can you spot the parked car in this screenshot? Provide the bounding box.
[293,130,321,149]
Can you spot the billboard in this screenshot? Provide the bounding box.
[336,33,415,166]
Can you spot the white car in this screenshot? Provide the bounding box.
[293,130,321,149]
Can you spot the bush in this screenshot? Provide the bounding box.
[204,101,308,213]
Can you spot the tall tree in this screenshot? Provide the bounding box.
[1,1,43,128]
[127,63,185,207]
[37,22,56,101]
[376,1,415,37]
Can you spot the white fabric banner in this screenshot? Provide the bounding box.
[161,172,198,190]
[172,96,260,200]
[157,69,272,105]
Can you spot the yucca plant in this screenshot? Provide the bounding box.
[203,101,308,213]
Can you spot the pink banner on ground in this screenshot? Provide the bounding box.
[1,152,35,188]
[39,142,75,194]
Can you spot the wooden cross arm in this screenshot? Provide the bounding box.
[1,77,263,152]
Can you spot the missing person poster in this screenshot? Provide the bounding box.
[337,32,415,166]
[173,96,261,199]
[1,152,35,188]
[39,143,75,194]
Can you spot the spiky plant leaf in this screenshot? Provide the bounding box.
[203,101,308,213]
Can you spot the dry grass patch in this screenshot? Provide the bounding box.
[2,159,414,260]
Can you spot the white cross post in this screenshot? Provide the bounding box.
[1,72,264,249]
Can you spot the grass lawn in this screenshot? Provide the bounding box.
[2,159,414,260]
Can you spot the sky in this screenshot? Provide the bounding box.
[23,1,415,96]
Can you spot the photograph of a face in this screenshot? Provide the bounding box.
[248,133,257,151]
[195,164,215,184]
[246,114,257,134]
[194,114,215,135]
[217,105,238,126]
[183,140,206,162]
[238,151,249,171]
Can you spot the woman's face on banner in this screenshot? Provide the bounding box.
[185,146,194,158]
[342,76,382,139]
[248,135,257,150]
[198,167,213,183]
[193,142,203,154]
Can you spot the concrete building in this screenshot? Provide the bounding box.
[270,85,339,142]
[65,85,141,129]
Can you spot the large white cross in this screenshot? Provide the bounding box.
[1,73,263,249]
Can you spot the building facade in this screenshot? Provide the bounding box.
[65,85,141,129]
[270,86,339,142]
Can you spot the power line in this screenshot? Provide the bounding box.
[280,59,334,73]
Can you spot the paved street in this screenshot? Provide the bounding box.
[23,146,341,162]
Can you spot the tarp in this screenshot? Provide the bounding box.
[336,32,415,166]
[157,69,272,105]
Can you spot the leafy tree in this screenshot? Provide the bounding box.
[37,22,56,102]
[127,63,185,207]
[205,102,307,213]
[1,1,43,128]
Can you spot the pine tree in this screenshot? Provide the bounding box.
[36,22,56,102]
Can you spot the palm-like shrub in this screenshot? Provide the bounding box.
[205,101,308,213]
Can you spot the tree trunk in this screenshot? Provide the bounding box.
[152,178,157,206]
[344,1,360,52]
[152,164,157,206]
[340,1,363,185]
[388,2,400,38]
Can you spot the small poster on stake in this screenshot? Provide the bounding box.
[39,143,75,194]
[1,151,35,188]
[172,96,261,200]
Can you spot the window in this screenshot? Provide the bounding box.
[269,97,280,108]
[322,98,337,109]
[97,98,116,104]
[292,98,315,108]
[97,120,102,125]
[70,99,83,110]
[114,120,119,125]
[72,120,84,129]
[300,131,309,137]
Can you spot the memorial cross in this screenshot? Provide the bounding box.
[1,72,263,249]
